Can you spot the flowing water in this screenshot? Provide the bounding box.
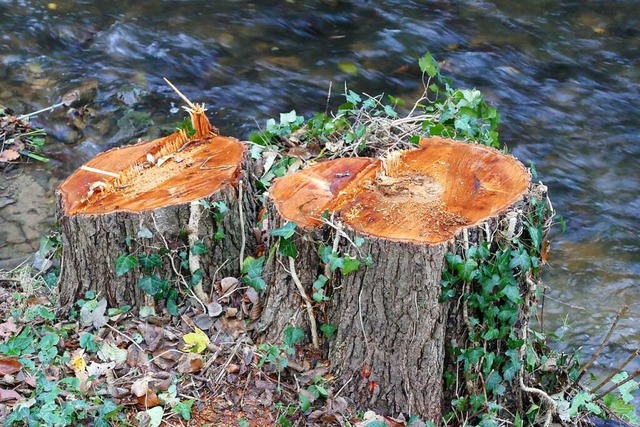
[1,1,639,377]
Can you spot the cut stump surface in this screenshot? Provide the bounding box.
[261,137,533,419]
[57,108,256,308]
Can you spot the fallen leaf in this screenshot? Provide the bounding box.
[182,327,209,354]
[131,377,150,397]
[244,288,259,304]
[0,149,20,162]
[0,357,22,375]
[0,388,22,402]
[225,363,240,374]
[177,353,203,373]
[97,341,128,364]
[86,361,116,377]
[218,277,239,295]
[80,298,108,329]
[68,349,86,373]
[206,301,223,317]
[0,320,18,339]
[137,389,160,408]
[136,405,164,427]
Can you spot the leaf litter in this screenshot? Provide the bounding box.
[0,266,414,426]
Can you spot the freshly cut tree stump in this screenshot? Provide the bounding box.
[57,104,256,309]
[260,137,534,419]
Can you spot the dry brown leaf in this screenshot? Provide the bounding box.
[206,301,223,317]
[0,320,18,339]
[225,363,240,374]
[177,353,203,374]
[131,377,150,397]
[249,301,263,321]
[0,357,22,375]
[0,387,22,402]
[137,389,160,408]
[0,149,20,163]
[244,288,259,304]
[218,277,239,296]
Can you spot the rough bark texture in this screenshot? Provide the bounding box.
[259,187,549,420]
[57,153,257,309]
[329,236,449,420]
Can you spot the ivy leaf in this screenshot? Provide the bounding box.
[445,253,463,270]
[80,298,108,329]
[138,275,168,296]
[313,275,328,290]
[502,284,522,304]
[320,323,337,339]
[139,406,164,427]
[190,268,203,287]
[79,333,98,353]
[174,399,194,420]
[485,371,505,396]
[137,225,153,239]
[242,256,266,291]
[191,241,208,255]
[510,249,531,272]
[280,110,299,125]
[138,253,162,270]
[418,52,439,77]
[278,238,298,258]
[527,223,543,251]
[342,257,360,274]
[299,392,311,412]
[270,221,297,239]
[284,326,305,347]
[457,259,478,282]
[115,254,138,276]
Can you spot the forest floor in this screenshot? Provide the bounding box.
[0,265,414,427]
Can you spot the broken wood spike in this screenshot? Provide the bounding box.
[58,106,233,215]
[270,137,531,244]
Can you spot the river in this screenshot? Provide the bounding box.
[1,0,639,379]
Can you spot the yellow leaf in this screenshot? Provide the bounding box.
[69,349,87,373]
[182,327,210,354]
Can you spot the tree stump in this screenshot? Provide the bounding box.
[260,137,535,420]
[56,106,256,309]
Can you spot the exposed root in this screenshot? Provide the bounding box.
[188,200,209,304]
[287,256,319,349]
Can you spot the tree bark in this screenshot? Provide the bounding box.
[56,108,256,309]
[259,138,540,420]
[328,236,448,420]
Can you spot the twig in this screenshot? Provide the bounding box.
[595,368,640,401]
[540,290,585,311]
[590,349,640,394]
[151,214,206,312]
[520,325,556,427]
[577,305,628,382]
[17,101,65,120]
[80,165,120,178]
[324,81,333,115]
[187,201,210,304]
[358,286,371,362]
[324,217,342,280]
[163,78,197,111]
[238,180,246,272]
[287,256,319,349]
[104,322,144,353]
